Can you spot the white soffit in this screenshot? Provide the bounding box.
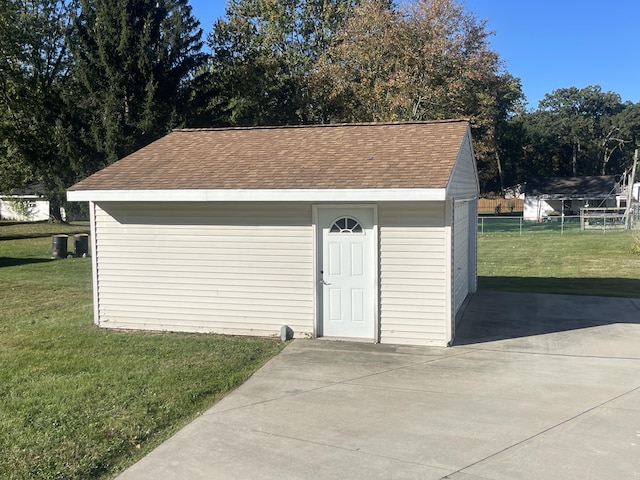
[67,188,447,202]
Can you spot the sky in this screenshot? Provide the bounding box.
[189,0,640,110]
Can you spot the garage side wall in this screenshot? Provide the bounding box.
[379,202,448,346]
[93,201,314,336]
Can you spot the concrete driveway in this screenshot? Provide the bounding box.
[117,291,640,480]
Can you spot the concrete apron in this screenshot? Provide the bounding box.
[117,291,640,480]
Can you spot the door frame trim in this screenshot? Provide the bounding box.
[312,204,379,342]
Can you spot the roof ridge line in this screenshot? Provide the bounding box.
[173,119,470,133]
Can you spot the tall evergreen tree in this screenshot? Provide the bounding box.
[70,0,208,168]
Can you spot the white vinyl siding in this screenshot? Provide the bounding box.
[379,202,448,346]
[93,202,314,336]
[453,201,470,314]
[446,128,478,333]
[447,131,479,200]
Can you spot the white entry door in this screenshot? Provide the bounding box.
[318,207,376,339]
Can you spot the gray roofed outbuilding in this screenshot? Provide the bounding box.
[526,176,621,200]
[66,120,479,348]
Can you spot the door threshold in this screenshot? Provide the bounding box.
[318,336,375,343]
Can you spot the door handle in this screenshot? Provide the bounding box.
[320,270,331,285]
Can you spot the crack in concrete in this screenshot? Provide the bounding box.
[440,385,640,480]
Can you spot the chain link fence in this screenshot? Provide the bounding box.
[478,214,638,235]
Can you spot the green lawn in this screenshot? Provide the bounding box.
[0,222,285,480]
[478,225,640,297]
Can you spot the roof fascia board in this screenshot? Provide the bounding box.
[67,188,447,203]
[463,124,480,194]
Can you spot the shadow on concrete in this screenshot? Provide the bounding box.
[454,288,640,346]
[0,257,53,268]
[477,276,640,299]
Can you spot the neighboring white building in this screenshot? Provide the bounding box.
[524,176,621,221]
[622,182,640,206]
[67,121,479,347]
[0,182,50,221]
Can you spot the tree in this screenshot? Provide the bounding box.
[308,0,400,122]
[310,0,523,191]
[0,0,76,218]
[537,86,625,175]
[601,102,640,175]
[474,73,525,193]
[500,87,640,190]
[207,0,358,125]
[510,86,631,181]
[70,0,208,168]
[311,0,516,121]
[1,1,210,218]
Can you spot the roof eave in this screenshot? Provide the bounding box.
[67,188,448,203]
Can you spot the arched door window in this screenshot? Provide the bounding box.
[330,216,363,234]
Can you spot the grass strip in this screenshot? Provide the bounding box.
[478,228,640,297]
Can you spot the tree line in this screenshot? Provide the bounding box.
[1,0,639,218]
[496,86,640,193]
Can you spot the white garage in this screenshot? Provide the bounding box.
[67,121,478,347]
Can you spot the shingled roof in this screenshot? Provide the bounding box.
[68,121,470,193]
[526,176,621,199]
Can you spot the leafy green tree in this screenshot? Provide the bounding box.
[0,0,75,218]
[601,102,640,175]
[473,73,525,193]
[511,86,633,181]
[70,0,208,167]
[207,0,358,125]
[514,110,565,177]
[537,86,625,175]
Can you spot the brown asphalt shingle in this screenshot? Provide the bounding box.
[68,120,470,191]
